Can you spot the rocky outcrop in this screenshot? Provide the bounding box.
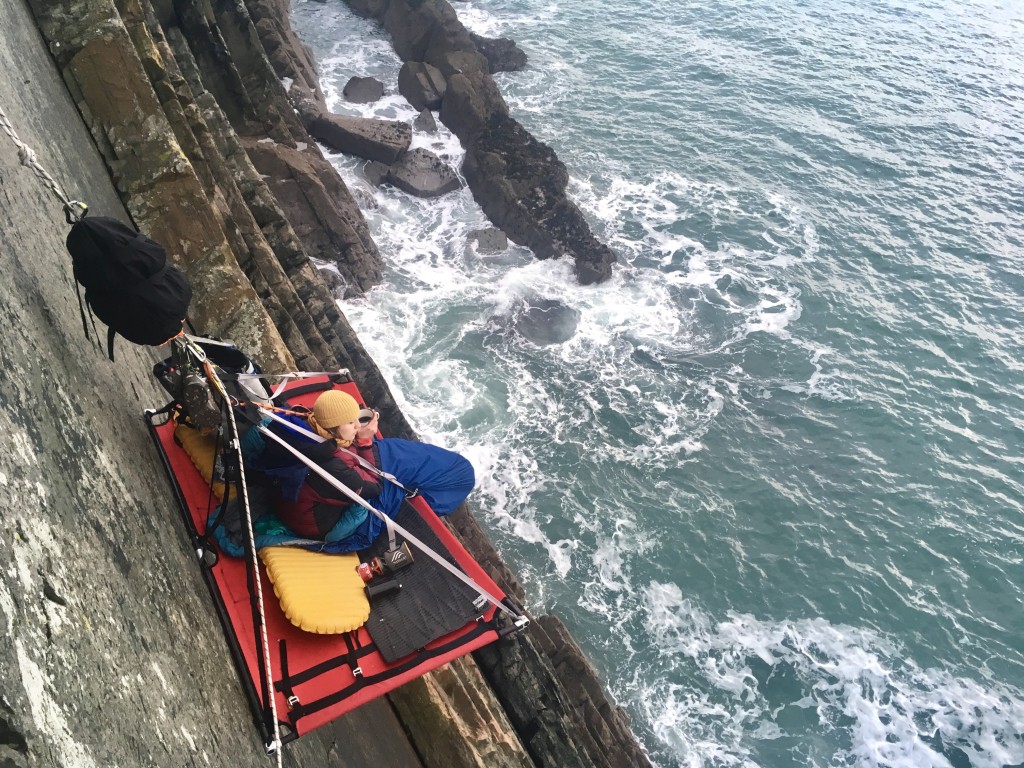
[399,61,447,110]
[344,0,617,284]
[387,147,462,198]
[309,112,412,164]
[449,507,653,768]
[7,0,652,767]
[343,74,385,103]
[468,32,528,74]
[469,227,508,253]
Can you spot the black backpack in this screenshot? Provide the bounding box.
[66,216,192,360]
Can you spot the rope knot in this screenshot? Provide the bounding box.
[17,145,36,167]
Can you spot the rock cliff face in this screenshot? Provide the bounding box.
[2,0,650,766]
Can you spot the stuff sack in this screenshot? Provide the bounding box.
[66,216,192,359]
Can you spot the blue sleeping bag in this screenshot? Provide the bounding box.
[211,437,475,555]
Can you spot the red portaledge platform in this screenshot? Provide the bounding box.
[145,375,519,747]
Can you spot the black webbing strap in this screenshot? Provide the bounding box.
[278,639,299,711]
[272,376,347,404]
[275,632,376,692]
[285,620,496,721]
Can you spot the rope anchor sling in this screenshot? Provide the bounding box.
[0,103,88,222]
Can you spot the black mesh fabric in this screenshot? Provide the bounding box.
[360,502,482,663]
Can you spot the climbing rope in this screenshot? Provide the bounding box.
[202,355,284,764]
[0,102,87,222]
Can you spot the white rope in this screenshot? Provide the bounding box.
[205,363,284,764]
[0,102,76,211]
[257,425,521,621]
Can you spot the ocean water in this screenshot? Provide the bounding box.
[289,0,1024,765]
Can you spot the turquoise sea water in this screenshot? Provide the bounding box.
[291,0,1024,765]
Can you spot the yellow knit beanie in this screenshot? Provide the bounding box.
[311,390,360,429]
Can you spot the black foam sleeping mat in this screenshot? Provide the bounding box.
[359,501,483,663]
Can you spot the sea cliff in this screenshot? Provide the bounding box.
[0,0,648,765]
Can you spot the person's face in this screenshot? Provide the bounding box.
[329,418,359,442]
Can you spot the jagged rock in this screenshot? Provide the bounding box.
[469,32,527,73]
[390,659,532,768]
[468,228,508,253]
[309,112,411,164]
[313,259,348,299]
[343,75,385,103]
[386,148,462,198]
[414,108,438,134]
[398,61,446,110]
[244,138,384,293]
[344,0,616,283]
[463,116,615,284]
[512,299,579,345]
[247,0,329,117]
[363,159,390,186]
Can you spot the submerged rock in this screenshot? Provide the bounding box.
[363,159,390,187]
[468,227,508,254]
[511,298,580,345]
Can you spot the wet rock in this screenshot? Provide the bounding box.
[413,108,438,133]
[363,159,390,187]
[313,259,348,300]
[469,32,527,73]
[468,228,508,254]
[347,0,617,284]
[386,148,462,198]
[464,116,616,284]
[343,75,385,103]
[309,112,412,164]
[512,299,579,345]
[398,61,446,110]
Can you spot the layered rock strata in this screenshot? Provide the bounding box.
[9,0,652,766]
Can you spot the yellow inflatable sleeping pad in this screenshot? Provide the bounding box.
[259,547,371,634]
[174,422,234,500]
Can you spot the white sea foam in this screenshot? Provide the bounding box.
[280,5,1024,767]
[638,582,1024,768]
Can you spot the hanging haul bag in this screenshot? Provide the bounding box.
[66,216,192,360]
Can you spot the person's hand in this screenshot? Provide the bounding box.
[356,409,379,441]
